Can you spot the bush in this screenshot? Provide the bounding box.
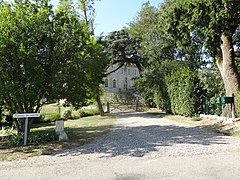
[44,113,61,122]
[237,92,240,117]
[28,130,58,145]
[204,96,222,115]
[0,127,58,146]
[79,109,99,118]
[63,110,72,119]
[165,67,204,116]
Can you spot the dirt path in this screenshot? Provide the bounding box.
[1,111,240,180]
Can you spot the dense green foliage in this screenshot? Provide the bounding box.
[161,0,240,98]
[105,30,143,73]
[0,127,57,146]
[0,0,107,132]
[129,0,240,115]
[199,65,225,115]
[136,60,204,116]
[165,67,203,116]
[0,0,106,114]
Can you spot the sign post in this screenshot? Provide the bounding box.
[13,113,40,145]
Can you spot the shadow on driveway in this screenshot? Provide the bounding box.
[54,112,235,158]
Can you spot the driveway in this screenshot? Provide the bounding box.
[1,111,240,180]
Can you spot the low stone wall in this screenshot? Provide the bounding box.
[200,114,240,124]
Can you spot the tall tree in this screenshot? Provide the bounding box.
[162,0,240,97]
[77,0,99,34]
[0,0,106,131]
[77,0,106,115]
[0,0,55,114]
[105,29,143,74]
[129,2,175,64]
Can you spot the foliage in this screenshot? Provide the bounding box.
[79,108,99,117]
[199,64,225,115]
[135,60,175,112]
[28,130,57,145]
[0,0,107,132]
[130,0,240,116]
[161,0,240,96]
[44,112,61,122]
[63,109,72,120]
[0,0,55,114]
[51,1,107,109]
[165,67,204,116]
[0,100,4,122]
[0,127,16,136]
[77,0,100,34]
[105,29,144,73]
[135,59,203,116]
[129,2,205,116]
[0,115,115,161]
[129,2,175,65]
[0,127,57,146]
[237,92,240,117]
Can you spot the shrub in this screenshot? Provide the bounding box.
[164,67,204,116]
[0,127,58,146]
[79,109,99,117]
[237,92,240,117]
[63,110,72,119]
[28,130,58,145]
[44,113,61,122]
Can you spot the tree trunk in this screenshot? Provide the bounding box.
[216,32,240,116]
[216,32,240,96]
[96,91,104,116]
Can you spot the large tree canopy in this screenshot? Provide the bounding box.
[0,0,107,115]
[105,29,143,74]
[162,0,240,96]
[127,0,239,115]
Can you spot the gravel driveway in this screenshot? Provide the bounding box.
[1,111,240,180]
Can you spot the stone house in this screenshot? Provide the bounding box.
[103,64,140,93]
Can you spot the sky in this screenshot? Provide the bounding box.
[50,0,163,36]
[93,0,162,35]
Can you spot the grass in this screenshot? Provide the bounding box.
[0,115,116,162]
[40,103,79,121]
[165,114,240,137]
[165,115,198,126]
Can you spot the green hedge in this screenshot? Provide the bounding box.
[150,64,204,116]
[79,108,99,117]
[165,67,203,116]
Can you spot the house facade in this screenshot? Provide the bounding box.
[103,64,140,93]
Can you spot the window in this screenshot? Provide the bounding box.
[121,68,123,74]
[113,79,116,88]
[105,79,108,87]
[124,77,127,90]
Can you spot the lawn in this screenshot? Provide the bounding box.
[0,115,116,162]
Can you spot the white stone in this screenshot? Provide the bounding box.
[223,118,234,125]
[55,121,69,141]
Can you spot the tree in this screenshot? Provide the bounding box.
[129,2,175,65]
[105,29,144,74]
[77,0,107,115]
[199,64,225,115]
[0,0,106,132]
[53,0,106,109]
[127,2,206,115]
[0,0,55,114]
[162,0,240,97]
[77,0,100,34]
